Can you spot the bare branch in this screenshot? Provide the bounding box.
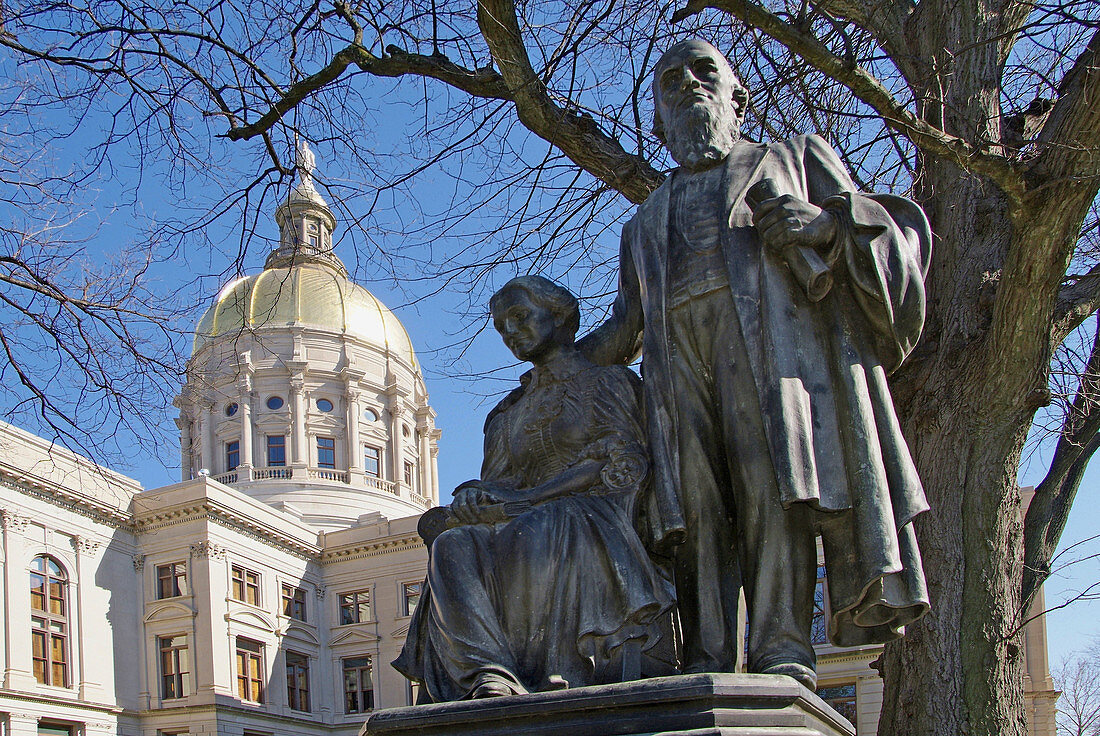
[1027,25,1100,193]
[1022,318,1100,612]
[476,0,663,204]
[225,44,514,141]
[809,0,914,78]
[1053,264,1100,344]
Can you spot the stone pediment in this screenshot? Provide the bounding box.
[225,607,277,632]
[143,600,197,623]
[280,621,321,646]
[330,627,380,648]
[391,622,411,640]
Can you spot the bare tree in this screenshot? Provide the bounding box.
[1056,646,1100,736]
[1,1,1099,734]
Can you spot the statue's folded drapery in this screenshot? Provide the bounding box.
[393,359,674,702]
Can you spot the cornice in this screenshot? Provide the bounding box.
[0,687,124,714]
[816,647,881,666]
[134,499,321,561]
[0,464,135,531]
[319,534,424,564]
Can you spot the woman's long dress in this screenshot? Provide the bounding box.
[393,357,674,702]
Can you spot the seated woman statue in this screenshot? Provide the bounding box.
[394,275,674,702]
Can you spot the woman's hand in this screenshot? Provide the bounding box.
[449,481,510,525]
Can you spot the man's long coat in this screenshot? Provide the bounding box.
[583,134,932,645]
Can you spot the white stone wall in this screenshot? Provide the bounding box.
[0,423,143,736]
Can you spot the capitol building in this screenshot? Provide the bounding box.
[0,148,439,736]
[0,147,1058,736]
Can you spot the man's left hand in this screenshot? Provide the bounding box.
[751,194,837,253]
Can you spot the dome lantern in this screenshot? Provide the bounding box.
[266,139,345,275]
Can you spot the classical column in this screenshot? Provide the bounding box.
[416,412,432,499]
[176,411,193,481]
[238,373,254,478]
[346,386,363,477]
[389,401,406,492]
[200,399,215,474]
[133,553,150,709]
[70,535,102,700]
[290,371,308,469]
[1,508,31,689]
[430,429,442,503]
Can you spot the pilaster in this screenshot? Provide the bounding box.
[70,534,103,700]
[7,712,39,736]
[2,508,32,690]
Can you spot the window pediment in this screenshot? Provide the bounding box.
[225,607,277,632]
[280,621,320,646]
[143,600,197,623]
[329,627,379,648]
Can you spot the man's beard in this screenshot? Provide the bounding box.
[663,97,742,171]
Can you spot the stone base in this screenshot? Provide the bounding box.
[359,673,855,736]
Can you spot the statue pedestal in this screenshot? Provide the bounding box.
[359,673,855,736]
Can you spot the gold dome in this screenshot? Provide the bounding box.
[193,262,418,368]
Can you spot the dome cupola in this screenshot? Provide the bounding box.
[176,143,440,530]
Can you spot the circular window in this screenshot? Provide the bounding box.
[317,398,334,413]
[225,402,238,417]
[364,407,379,422]
[403,425,411,438]
[266,396,285,410]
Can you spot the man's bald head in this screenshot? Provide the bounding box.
[652,39,749,170]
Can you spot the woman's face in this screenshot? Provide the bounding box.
[492,289,559,363]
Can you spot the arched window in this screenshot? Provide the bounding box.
[30,555,69,687]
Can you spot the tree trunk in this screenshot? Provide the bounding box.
[880,156,1030,736]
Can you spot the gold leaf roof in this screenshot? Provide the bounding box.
[193,262,418,369]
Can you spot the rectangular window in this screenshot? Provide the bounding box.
[38,726,75,736]
[226,441,240,472]
[338,590,371,625]
[402,581,422,617]
[406,679,421,706]
[363,446,381,478]
[156,562,187,599]
[266,435,286,467]
[285,651,311,712]
[404,461,414,488]
[317,436,336,469]
[281,583,307,621]
[231,565,261,606]
[235,637,264,703]
[159,635,190,699]
[811,565,828,645]
[343,656,374,713]
[817,683,857,729]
